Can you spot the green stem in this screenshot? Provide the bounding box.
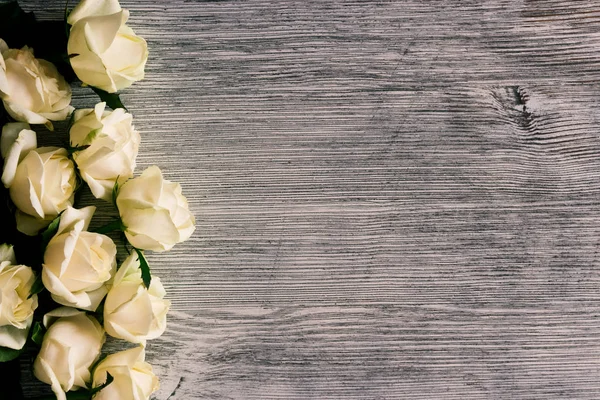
[92,219,124,235]
[67,144,89,155]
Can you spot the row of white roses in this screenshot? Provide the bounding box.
[0,0,195,398]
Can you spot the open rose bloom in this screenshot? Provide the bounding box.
[92,347,158,400]
[42,207,117,311]
[70,102,140,201]
[1,123,76,235]
[0,244,38,350]
[0,39,73,130]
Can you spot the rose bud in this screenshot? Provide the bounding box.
[104,252,170,344]
[116,166,195,252]
[33,307,105,400]
[67,0,148,93]
[92,346,159,400]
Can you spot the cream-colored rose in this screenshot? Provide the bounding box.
[0,39,73,130]
[33,307,105,400]
[0,244,38,350]
[104,252,169,344]
[70,102,140,201]
[43,206,117,311]
[1,123,76,235]
[67,0,148,93]
[116,166,195,251]
[92,346,158,400]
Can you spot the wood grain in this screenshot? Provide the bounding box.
[8,0,600,398]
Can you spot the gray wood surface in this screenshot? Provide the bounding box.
[10,0,600,398]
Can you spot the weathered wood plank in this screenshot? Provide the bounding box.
[7,0,600,398]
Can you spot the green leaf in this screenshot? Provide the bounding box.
[111,179,120,208]
[30,321,45,346]
[28,275,45,299]
[90,87,127,111]
[67,144,90,155]
[134,248,152,289]
[64,390,92,400]
[91,299,105,325]
[93,218,125,235]
[89,372,114,396]
[95,299,105,315]
[40,214,62,254]
[0,345,24,362]
[88,353,108,387]
[64,0,72,39]
[66,108,77,131]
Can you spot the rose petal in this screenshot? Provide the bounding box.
[55,206,96,236]
[67,0,122,25]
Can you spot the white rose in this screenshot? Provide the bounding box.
[116,166,195,251]
[43,206,117,311]
[92,346,158,400]
[70,102,140,201]
[0,244,38,350]
[67,0,148,93]
[0,39,73,130]
[104,252,170,344]
[33,307,105,400]
[1,123,76,235]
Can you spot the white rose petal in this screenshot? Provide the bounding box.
[116,166,195,252]
[0,122,37,187]
[67,0,122,25]
[33,308,105,400]
[15,212,60,237]
[0,39,8,94]
[92,346,158,400]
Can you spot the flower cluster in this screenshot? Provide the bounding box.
[0,0,195,399]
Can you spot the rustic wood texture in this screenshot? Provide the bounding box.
[10,0,600,398]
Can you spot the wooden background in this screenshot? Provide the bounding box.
[11,0,600,398]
